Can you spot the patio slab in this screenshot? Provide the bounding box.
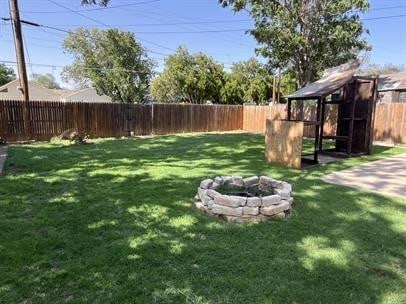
[0,145,7,176]
[322,154,406,198]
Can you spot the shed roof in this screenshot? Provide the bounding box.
[378,72,406,91]
[287,59,361,99]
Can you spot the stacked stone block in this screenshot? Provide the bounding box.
[194,175,293,223]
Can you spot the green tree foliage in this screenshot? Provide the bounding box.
[0,64,16,86]
[151,47,226,104]
[81,0,109,5]
[220,0,370,87]
[31,73,61,89]
[62,28,154,102]
[221,58,272,104]
[279,71,297,98]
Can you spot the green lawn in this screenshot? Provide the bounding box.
[0,133,405,304]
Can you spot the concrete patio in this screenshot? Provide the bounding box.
[323,154,406,198]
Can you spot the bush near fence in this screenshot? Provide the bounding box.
[0,100,404,144]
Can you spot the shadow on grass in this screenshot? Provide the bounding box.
[0,133,405,303]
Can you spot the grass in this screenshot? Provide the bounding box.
[0,133,405,304]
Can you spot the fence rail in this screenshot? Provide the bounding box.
[0,100,404,144]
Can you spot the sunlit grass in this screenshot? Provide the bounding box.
[0,133,405,303]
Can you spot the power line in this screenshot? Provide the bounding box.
[46,0,109,27]
[45,0,178,53]
[362,5,406,12]
[0,38,62,49]
[125,29,250,34]
[10,14,406,36]
[0,17,70,33]
[47,19,253,28]
[1,31,63,43]
[22,31,34,76]
[1,59,235,71]
[20,3,406,15]
[120,5,255,48]
[46,0,255,49]
[21,0,161,14]
[1,12,406,37]
[362,14,406,21]
[40,13,406,27]
[0,60,157,72]
[17,1,255,50]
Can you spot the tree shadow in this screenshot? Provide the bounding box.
[0,133,405,303]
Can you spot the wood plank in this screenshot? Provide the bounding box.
[265,119,303,169]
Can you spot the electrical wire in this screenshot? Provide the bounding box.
[22,31,35,76]
[5,13,405,36]
[39,14,406,29]
[20,3,406,15]
[22,0,161,14]
[48,19,254,27]
[45,0,178,53]
[0,60,234,71]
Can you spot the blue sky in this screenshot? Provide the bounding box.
[1,0,405,87]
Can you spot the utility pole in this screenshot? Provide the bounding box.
[9,0,31,137]
[9,0,29,102]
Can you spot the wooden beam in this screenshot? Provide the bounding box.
[313,97,321,163]
[287,98,292,120]
[319,97,326,151]
[346,80,359,155]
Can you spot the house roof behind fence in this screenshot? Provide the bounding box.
[287,59,361,99]
[0,79,62,101]
[62,88,112,103]
[0,79,111,102]
[378,72,406,91]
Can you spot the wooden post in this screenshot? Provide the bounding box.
[347,80,358,155]
[319,97,326,151]
[367,78,378,154]
[272,75,277,104]
[9,0,30,138]
[314,97,322,163]
[287,98,292,120]
[277,74,281,103]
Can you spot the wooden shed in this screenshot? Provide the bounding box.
[266,60,378,168]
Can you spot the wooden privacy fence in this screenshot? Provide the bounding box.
[242,104,338,138]
[374,103,406,144]
[0,100,404,144]
[242,103,406,144]
[0,100,243,142]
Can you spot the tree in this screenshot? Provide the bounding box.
[151,47,226,104]
[279,71,297,100]
[0,64,16,86]
[62,28,154,103]
[220,0,370,87]
[31,73,61,89]
[81,0,109,5]
[221,58,272,104]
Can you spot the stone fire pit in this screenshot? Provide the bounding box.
[194,176,293,223]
